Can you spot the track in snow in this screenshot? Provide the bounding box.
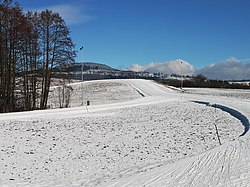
[192,100,250,137]
[101,80,250,187]
[0,79,249,187]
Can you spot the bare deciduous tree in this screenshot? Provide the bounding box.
[0,1,75,113]
[38,10,75,109]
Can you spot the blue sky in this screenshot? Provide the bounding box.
[18,0,250,79]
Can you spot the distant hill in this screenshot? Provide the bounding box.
[58,62,117,72]
[53,62,155,81]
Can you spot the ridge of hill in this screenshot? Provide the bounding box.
[58,62,118,72]
[54,62,154,80]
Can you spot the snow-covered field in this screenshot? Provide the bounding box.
[0,79,249,187]
[48,79,141,108]
[185,87,250,101]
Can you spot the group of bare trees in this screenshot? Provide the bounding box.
[0,0,75,113]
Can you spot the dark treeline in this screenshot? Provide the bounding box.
[0,0,76,113]
[159,74,250,89]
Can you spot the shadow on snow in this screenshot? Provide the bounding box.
[192,100,249,137]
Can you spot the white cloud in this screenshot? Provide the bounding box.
[50,5,96,25]
[128,57,250,80]
[29,4,96,25]
[196,57,250,80]
[128,59,195,76]
[128,64,145,72]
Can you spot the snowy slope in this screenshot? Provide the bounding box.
[48,79,142,108]
[102,82,250,187]
[0,79,249,187]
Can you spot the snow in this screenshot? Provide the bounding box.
[185,87,250,101]
[0,79,249,186]
[48,79,141,108]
